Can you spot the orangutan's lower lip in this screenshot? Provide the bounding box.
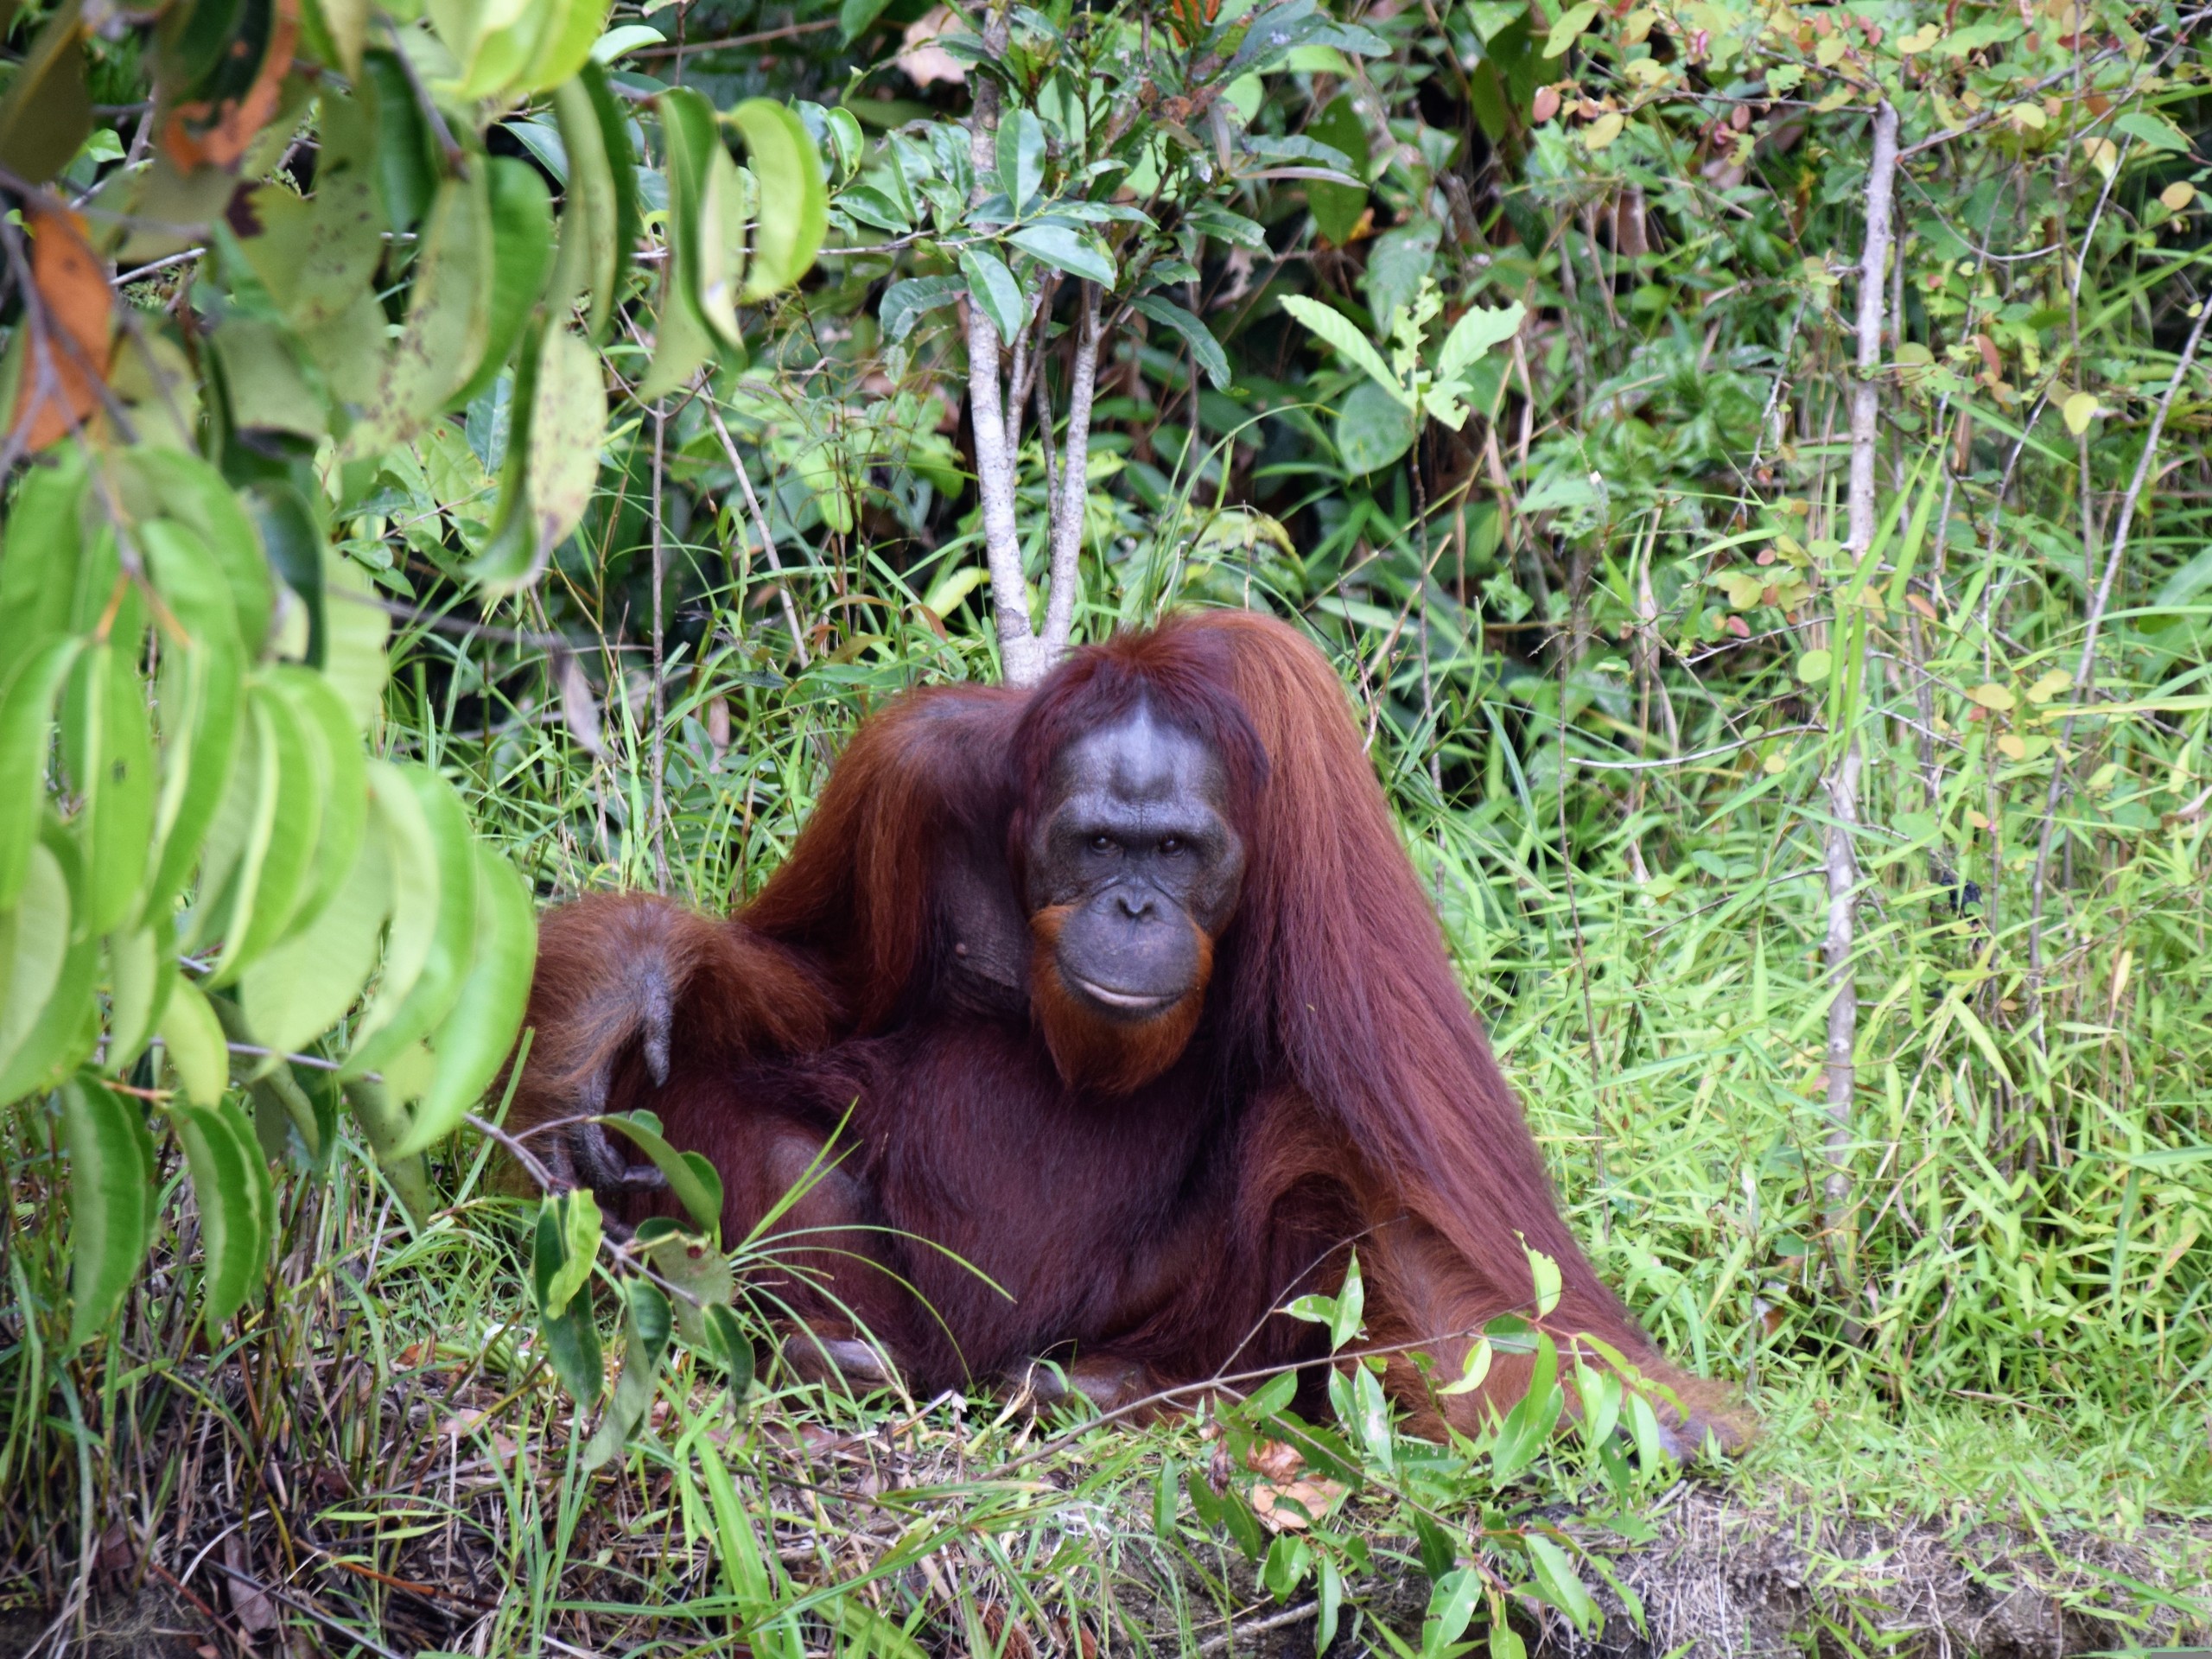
[1068,974,1179,1014]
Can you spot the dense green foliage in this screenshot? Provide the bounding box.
[3,0,2210,1646]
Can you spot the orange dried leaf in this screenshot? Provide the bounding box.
[158,0,300,173]
[10,203,112,452]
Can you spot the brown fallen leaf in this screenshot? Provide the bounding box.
[1251,1477,1345,1533]
[1244,1437,1306,1482]
[159,0,299,172]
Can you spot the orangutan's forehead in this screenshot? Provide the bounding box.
[1047,706,1227,807]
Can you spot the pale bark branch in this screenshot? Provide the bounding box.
[1821,99,1899,1294]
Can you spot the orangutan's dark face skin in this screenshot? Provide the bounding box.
[1023,708,1245,1022]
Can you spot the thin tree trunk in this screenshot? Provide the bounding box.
[963,1,1045,687]
[1822,99,1899,1301]
[1039,282,1103,662]
[649,404,670,894]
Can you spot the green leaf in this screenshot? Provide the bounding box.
[318,549,390,736]
[1335,378,1414,474]
[211,681,325,976]
[1523,1535,1599,1631]
[239,826,391,1058]
[1434,302,1525,383]
[234,85,383,332]
[550,76,619,339]
[395,842,536,1156]
[105,921,170,1072]
[345,170,496,455]
[525,326,607,569]
[143,522,244,912]
[169,1096,274,1335]
[0,447,87,689]
[63,639,157,938]
[124,450,276,658]
[346,766,477,1078]
[0,0,91,187]
[880,275,966,345]
[267,667,366,942]
[0,824,100,1103]
[1131,294,1230,390]
[535,1187,602,1317]
[1006,223,1115,287]
[449,158,557,410]
[158,976,232,1107]
[602,1111,725,1236]
[839,0,895,44]
[0,842,72,1084]
[1281,295,1404,403]
[1331,1249,1365,1351]
[1305,93,1369,245]
[0,638,82,910]
[997,107,1045,211]
[958,246,1027,343]
[642,1224,737,1347]
[1421,1568,1483,1657]
[341,760,442,1072]
[1528,1246,1561,1318]
[1544,0,1599,55]
[2113,111,2190,153]
[730,98,827,300]
[520,0,606,91]
[60,1077,154,1352]
[583,1279,672,1468]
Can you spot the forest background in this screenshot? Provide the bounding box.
[0,0,2209,1649]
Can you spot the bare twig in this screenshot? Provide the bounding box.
[703,397,812,669]
[2028,292,2212,973]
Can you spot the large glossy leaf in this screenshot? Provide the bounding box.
[395,842,536,1155]
[534,1187,602,1318]
[731,99,826,300]
[105,920,170,1073]
[142,525,244,913]
[60,1077,155,1352]
[1007,223,1115,287]
[169,1096,274,1335]
[958,247,1026,344]
[1305,94,1370,245]
[1281,295,1403,403]
[340,760,442,1072]
[996,108,1045,213]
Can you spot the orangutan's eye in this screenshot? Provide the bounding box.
[1090,834,1116,852]
[1160,836,1184,855]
